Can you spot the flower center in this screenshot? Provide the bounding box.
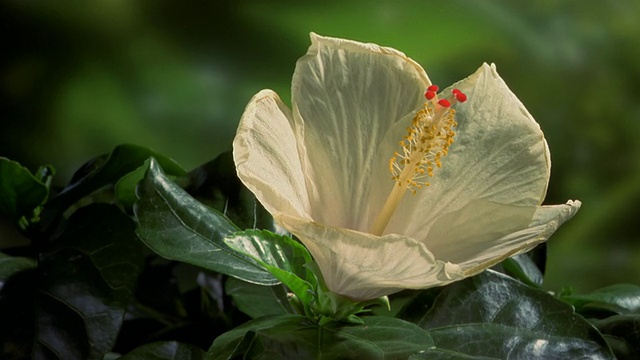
[369,85,467,236]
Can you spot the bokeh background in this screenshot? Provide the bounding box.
[2,0,639,293]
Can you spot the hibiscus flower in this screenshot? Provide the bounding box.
[233,33,580,301]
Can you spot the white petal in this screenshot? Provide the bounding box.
[456,201,581,276]
[233,90,310,221]
[386,63,551,238]
[291,33,431,231]
[278,214,464,301]
[424,199,536,263]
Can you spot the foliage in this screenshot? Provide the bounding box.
[0,147,637,359]
[3,0,640,302]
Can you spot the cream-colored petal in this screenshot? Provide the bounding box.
[233,90,310,221]
[291,33,431,232]
[424,199,536,263]
[452,201,581,276]
[385,63,551,238]
[278,214,464,301]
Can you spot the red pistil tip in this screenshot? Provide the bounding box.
[425,90,436,100]
[452,88,461,95]
[438,99,451,107]
[427,85,439,92]
[455,92,467,103]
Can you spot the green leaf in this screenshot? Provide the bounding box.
[560,284,640,315]
[36,203,143,359]
[56,203,144,294]
[184,151,276,232]
[394,287,444,324]
[224,229,315,304]
[371,289,422,318]
[0,157,48,220]
[591,315,640,360]
[119,341,207,360]
[208,315,434,359]
[134,158,277,285]
[499,253,545,287]
[230,230,312,282]
[406,270,614,359]
[225,277,296,318]
[45,144,185,214]
[0,269,36,360]
[114,159,151,209]
[0,252,36,285]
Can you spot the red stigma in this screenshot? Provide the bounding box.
[452,88,461,95]
[455,92,467,103]
[427,85,439,92]
[437,99,451,107]
[425,90,436,100]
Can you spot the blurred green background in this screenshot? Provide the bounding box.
[2,0,639,293]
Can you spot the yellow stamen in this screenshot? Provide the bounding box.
[369,99,457,236]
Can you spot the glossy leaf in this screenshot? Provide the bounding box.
[0,252,36,285]
[560,284,640,315]
[394,287,444,323]
[114,160,150,209]
[0,269,36,360]
[184,151,276,232]
[208,315,434,359]
[405,270,614,359]
[119,341,207,360]
[224,230,315,305]
[36,203,143,360]
[225,277,295,318]
[0,157,48,220]
[497,244,545,287]
[370,290,423,318]
[45,144,186,213]
[134,158,277,285]
[500,253,544,287]
[591,315,640,360]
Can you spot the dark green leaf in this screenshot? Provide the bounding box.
[408,270,614,359]
[560,284,640,315]
[591,315,640,360]
[114,159,151,209]
[208,315,434,359]
[46,144,185,213]
[0,157,48,220]
[134,158,277,285]
[119,341,207,360]
[409,349,497,359]
[328,316,434,358]
[394,287,444,323]
[0,269,36,360]
[56,203,144,294]
[0,252,36,284]
[224,230,315,305]
[184,151,276,232]
[225,277,296,318]
[36,203,143,360]
[500,253,544,287]
[371,289,422,317]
